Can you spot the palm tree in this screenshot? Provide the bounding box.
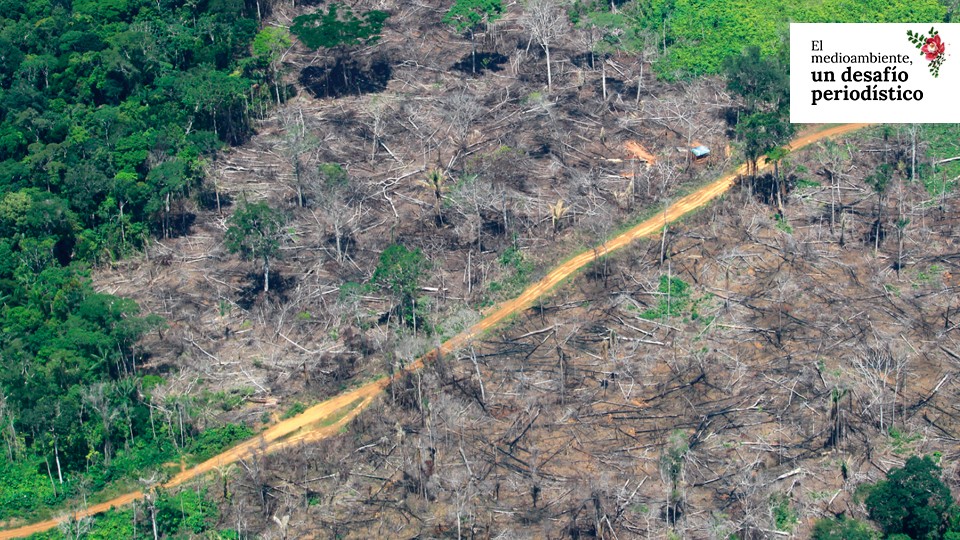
[549,199,568,234]
[214,463,238,500]
[418,168,448,225]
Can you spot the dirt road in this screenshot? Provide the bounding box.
[0,123,869,539]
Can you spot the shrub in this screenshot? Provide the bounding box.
[282,401,308,419]
[188,423,254,461]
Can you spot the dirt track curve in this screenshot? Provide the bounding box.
[0,123,870,539]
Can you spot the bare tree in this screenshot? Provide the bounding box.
[57,513,93,540]
[279,109,318,208]
[362,95,395,163]
[852,344,908,432]
[520,0,568,92]
[320,199,356,264]
[654,157,683,263]
[584,200,615,286]
[814,139,850,237]
[772,273,799,347]
[311,163,358,264]
[0,390,19,461]
[443,91,482,158]
[633,28,659,107]
[138,473,162,540]
[904,123,923,184]
[658,430,688,531]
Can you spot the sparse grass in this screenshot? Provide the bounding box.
[523,91,545,105]
[318,397,365,428]
[808,489,835,502]
[690,293,715,324]
[911,264,943,287]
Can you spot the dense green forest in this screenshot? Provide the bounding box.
[812,456,960,540]
[26,487,222,539]
[623,0,946,78]
[0,0,278,522]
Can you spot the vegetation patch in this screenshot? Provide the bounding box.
[481,243,534,307]
[639,276,691,320]
[187,423,255,463]
[282,401,309,420]
[633,0,945,78]
[371,244,432,332]
[811,515,878,540]
[918,124,960,195]
[27,488,223,539]
[770,493,798,532]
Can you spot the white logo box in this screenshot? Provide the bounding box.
[790,23,960,123]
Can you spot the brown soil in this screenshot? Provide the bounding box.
[625,140,658,165]
[0,124,868,540]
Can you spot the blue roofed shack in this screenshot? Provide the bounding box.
[690,145,710,158]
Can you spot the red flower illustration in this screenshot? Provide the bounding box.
[908,28,947,77]
[921,34,945,61]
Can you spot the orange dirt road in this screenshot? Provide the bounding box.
[0,123,870,539]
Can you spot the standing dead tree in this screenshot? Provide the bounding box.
[814,139,851,240]
[279,109,319,208]
[443,90,483,161]
[362,95,396,163]
[852,344,908,433]
[520,0,568,92]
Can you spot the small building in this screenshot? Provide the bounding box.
[690,145,710,159]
